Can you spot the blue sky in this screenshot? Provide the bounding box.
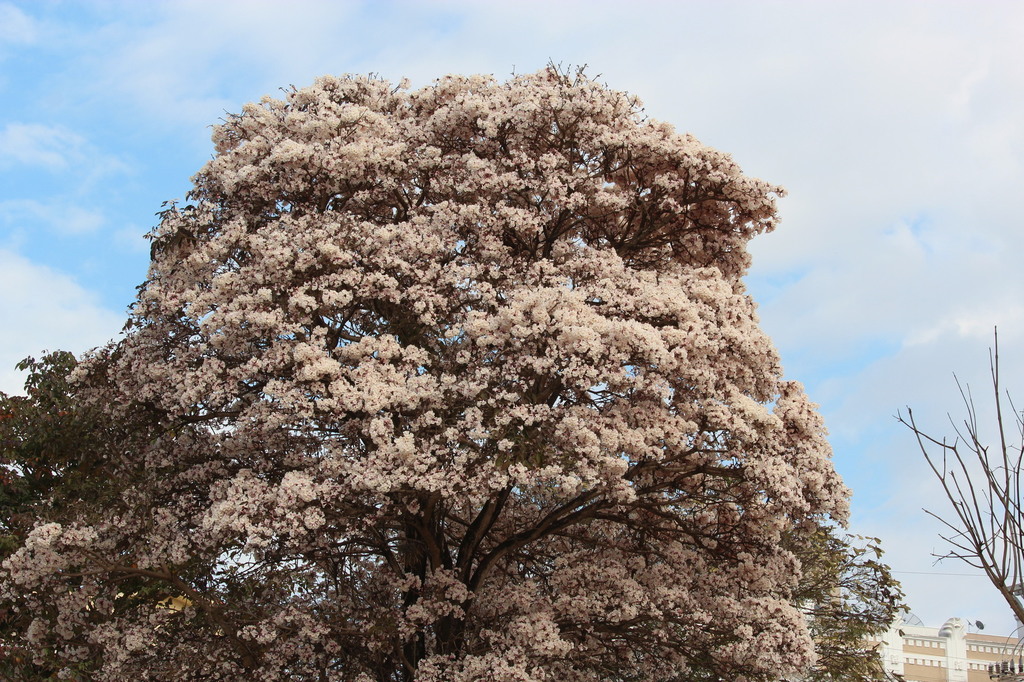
[3,0,1024,635]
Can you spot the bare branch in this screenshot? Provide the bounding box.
[900,329,1024,626]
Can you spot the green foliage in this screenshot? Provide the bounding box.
[0,352,111,680]
[790,529,904,681]
[1,352,102,529]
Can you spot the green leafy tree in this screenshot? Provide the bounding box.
[0,352,158,680]
[791,530,903,681]
[2,352,102,537]
[1,352,92,678]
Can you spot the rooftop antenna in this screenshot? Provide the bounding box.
[901,612,924,627]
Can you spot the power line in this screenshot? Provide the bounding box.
[892,569,987,573]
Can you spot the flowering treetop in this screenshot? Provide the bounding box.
[1,67,849,681]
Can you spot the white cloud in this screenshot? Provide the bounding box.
[0,199,106,235]
[0,122,86,170]
[73,0,366,145]
[0,249,122,396]
[0,2,36,45]
[0,121,130,195]
[0,121,129,241]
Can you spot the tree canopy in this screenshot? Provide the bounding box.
[0,68,885,681]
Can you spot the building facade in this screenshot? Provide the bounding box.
[876,617,1023,682]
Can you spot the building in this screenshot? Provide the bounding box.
[876,617,1023,681]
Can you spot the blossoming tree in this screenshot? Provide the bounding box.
[2,68,855,681]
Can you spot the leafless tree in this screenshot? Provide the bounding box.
[899,330,1024,626]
